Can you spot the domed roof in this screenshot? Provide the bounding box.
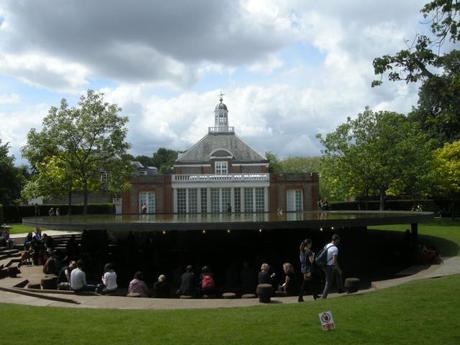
[215,98,228,111]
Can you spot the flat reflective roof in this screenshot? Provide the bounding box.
[22,211,433,231]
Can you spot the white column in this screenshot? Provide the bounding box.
[197,188,201,213]
[219,188,222,213]
[264,187,269,212]
[252,187,256,213]
[241,187,245,212]
[185,188,189,214]
[207,188,211,213]
[230,188,235,213]
[173,188,177,213]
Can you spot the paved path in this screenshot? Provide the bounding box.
[0,256,458,310]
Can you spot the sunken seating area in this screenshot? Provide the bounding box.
[0,246,22,279]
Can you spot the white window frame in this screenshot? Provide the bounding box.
[215,161,228,175]
[286,189,303,212]
[139,191,156,214]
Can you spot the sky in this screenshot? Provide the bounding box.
[0,0,427,165]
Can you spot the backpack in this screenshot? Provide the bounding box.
[315,245,335,267]
[202,274,215,289]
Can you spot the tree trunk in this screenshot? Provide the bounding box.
[379,189,385,211]
[83,180,88,215]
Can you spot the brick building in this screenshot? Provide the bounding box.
[122,97,319,214]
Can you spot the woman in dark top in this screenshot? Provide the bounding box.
[153,274,170,298]
[281,262,298,296]
[258,263,275,285]
[298,238,319,302]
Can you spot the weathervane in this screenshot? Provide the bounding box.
[219,90,224,102]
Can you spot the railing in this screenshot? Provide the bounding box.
[208,126,235,134]
[172,173,269,183]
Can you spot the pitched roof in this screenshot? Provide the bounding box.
[176,132,267,164]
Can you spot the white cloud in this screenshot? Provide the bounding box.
[0,53,89,92]
[0,0,433,163]
[101,81,417,159]
[0,0,298,90]
[0,92,20,104]
[0,103,50,161]
[248,55,284,74]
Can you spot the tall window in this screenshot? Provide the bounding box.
[177,189,186,214]
[222,188,231,212]
[244,188,253,213]
[200,188,208,213]
[255,188,265,212]
[234,188,241,213]
[211,188,220,213]
[215,161,228,175]
[139,192,155,214]
[188,189,198,213]
[286,190,303,212]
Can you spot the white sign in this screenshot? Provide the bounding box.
[319,311,335,330]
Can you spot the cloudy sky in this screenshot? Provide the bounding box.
[0,0,426,164]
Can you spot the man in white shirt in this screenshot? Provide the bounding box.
[70,260,96,292]
[321,234,344,298]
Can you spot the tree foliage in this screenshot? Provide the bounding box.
[128,148,179,174]
[373,0,460,144]
[317,108,434,209]
[432,140,460,195]
[152,148,178,174]
[22,90,132,214]
[409,50,460,144]
[0,140,26,205]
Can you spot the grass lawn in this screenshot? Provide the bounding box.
[369,218,460,256]
[7,223,36,235]
[0,275,459,345]
[0,218,458,345]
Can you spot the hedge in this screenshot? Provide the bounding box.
[2,204,114,223]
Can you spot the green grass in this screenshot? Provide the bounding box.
[369,218,460,256]
[0,275,459,345]
[0,218,458,344]
[8,223,36,235]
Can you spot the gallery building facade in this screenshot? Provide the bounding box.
[122,97,319,214]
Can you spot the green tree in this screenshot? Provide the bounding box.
[265,152,282,173]
[279,156,321,173]
[409,50,460,144]
[432,140,460,217]
[21,153,79,213]
[0,140,25,205]
[373,0,460,144]
[152,148,179,174]
[317,108,434,210]
[22,90,132,214]
[134,155,155,169]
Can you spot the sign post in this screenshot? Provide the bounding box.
[319,311,335,330]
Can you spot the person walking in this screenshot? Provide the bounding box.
[320,234,343,299]
[298,238,319,302]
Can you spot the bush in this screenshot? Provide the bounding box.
[0,204,3,223]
